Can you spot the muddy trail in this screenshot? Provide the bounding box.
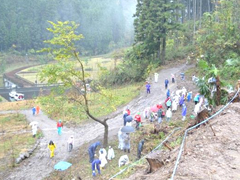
[1,63,190,180]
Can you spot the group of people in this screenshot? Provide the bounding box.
[88,141,115,176]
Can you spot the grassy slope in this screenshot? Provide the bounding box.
[0,113,38,171]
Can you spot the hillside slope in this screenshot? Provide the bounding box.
[127,102,240,180]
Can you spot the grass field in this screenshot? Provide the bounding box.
[0,113,38,171]
[17,57,117,83]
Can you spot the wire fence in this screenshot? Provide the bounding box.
[109,127,182,180]
[170,89,240,180]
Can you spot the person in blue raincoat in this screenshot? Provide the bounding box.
[187,91,192,102]
[165,79,169,89]
[182,104,187,121]
[166,89,170,98]
[32,107,36,116]
[123,112,128,126]
[88,141,101,163]
[146,82,151,94]
[194,93,200,105]
[179,95,185,107]
[91,159,101,176]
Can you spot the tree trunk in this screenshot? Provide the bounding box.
[161,36,166,64]
[103,122,109,147]
[146,157,164,173]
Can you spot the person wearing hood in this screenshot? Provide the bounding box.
[57,120,63,135]
[107,146,115,160]
[182,104,187,121]
[91,159,101,176]
[137,139,145,159]
[166,89,170,98]
[118,155,129,167]
[48,140,56,158]
[99,148,107,168]
[122,133,130,153]
[88,141,101,163]
[146,82,151,94]
[166,109,172,122]
[32,107,36,116]
[118,128,124,150]
[187,91,192,102]
[172,100,178,112]
[179,95,185,107]
[165,78,169,89]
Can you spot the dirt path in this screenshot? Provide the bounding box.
[2,64,190,180]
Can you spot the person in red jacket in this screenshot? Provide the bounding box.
[134,112,142,130]
[57,120,63,135]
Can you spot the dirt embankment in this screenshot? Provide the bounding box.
[127,102,240,180]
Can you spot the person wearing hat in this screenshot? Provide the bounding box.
[57,120,63,135]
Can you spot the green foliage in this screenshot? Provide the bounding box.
[134,0,183,63]
[0,0,134,54]
[196,0,240,64]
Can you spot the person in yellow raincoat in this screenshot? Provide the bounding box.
[48,140,56,158]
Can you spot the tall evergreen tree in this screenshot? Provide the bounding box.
[134,0,182,64]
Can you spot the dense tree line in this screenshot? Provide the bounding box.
[0,0,136,55]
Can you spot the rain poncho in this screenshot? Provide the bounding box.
[107,146,115,160]
[172,100,178,111]
[48,142,56,158]
[166,89,170,98]
[122,133,130,151]
[118,129,124,150]
[182,104,187,120]
[118,155,129,167]
[32,107,36,115]
[29,121,38,136]
[179,95,184,106]
[99,148,107,168]
[88,141,101,163]
[91,159,101,176]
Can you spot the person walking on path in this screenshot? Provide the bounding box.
[32,107,36,116]
[166,109,172,122]
[166,89,170,98]
[171,73,175,83]
[88,141,101,163]
[91,159,101,177]
[182,104,187,121]
[146,82,151,94]
[57,120,63,135]
[165,78,169,89]
[36,105,40,115]
[29,121,38,138]
[48,140,56,158]
[67,135,74,152]
[137,139,145,159]
[154,73,159,83]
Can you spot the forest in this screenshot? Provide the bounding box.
[0,0,136,55]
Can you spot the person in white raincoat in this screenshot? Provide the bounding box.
[107,146,115,160]
[29,121,38,138]
[118,128,124,150]
[99,148,107,168]
[172,100,178,112]
[154,73,159,83]
[118,155,129,167]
